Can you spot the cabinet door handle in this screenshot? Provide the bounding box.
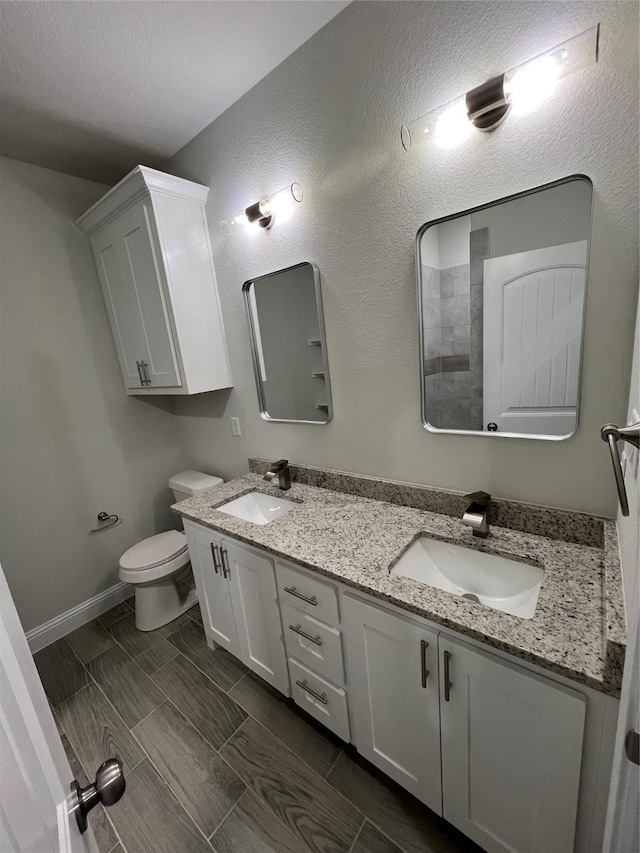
[289,624,322,646]
[295,679,328,705]
[136,361,145,386]
[140,361,151,386]
[283,586,317,606]
[220,547,230,578]
[210,543,220,574]
[443,650,452,701]
[420,640,429,688]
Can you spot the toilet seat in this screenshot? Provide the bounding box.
[118,531,189,584]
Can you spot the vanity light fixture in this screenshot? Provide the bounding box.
[220,182,303,235]
[401,24,599,151]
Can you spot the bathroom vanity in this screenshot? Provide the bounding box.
[173,469,624,853]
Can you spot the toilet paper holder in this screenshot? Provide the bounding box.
[90,512,121,533]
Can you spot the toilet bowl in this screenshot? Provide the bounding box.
[118,470,223,631]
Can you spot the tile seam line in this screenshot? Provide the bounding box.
[164,631,249,693]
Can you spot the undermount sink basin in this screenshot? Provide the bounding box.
[390,536,543,619]
[216,491,298,525]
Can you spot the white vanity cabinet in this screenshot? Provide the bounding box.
[184,521,289,695]
[184,522,239,656]
[342,594,586,853]
[77,165,232,395]
[275,560,350,741]
[179,518,611,853]
[341,595,442,812]
[439,634,585,853]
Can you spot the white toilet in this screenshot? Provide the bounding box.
[118,470,223,631]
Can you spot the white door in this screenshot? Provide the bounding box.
[483,241,587,435]
[224,540,289,695]
[341,596,442,813]
[0,565,97,853]
[183,522,240,656]
[603,300,640,852]
[440,634,585,853]
[91,199,181,389]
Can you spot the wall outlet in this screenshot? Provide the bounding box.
[230,417,241,436]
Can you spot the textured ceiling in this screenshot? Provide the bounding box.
[0,0,349,184]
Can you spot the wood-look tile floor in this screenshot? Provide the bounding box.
[35,600,483,853]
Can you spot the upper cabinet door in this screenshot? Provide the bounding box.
[439,634,585,853]
[224,541,289,696]
[341,595,442,814]
[91,200,181,389]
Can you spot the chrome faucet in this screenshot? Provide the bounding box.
[263,459,291,491]
[462,491,491,538]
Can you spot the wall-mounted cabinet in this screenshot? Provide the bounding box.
[77,166,232,395]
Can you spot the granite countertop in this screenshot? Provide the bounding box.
[173,474,626,698]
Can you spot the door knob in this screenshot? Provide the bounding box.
[71,757,125,833]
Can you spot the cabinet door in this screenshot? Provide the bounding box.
[224,541,289,696]
[183,523,239,656]
[440,635,585,853]
[342,595,442,813]
[91,200,181,389]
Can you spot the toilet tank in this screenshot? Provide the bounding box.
[169,470,224,502]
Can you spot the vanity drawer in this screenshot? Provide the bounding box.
[289,658,350,742]
[281,602,345,685]
[276,561,339,626]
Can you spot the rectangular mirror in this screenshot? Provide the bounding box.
[243,262,333,424]
[417,175,593,439]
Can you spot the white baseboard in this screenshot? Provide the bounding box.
[26,582,132,653]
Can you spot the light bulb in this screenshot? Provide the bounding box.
[506,53,564,115]
[434,100,473,149]
[232,211,249,227]
[261,183,303,224]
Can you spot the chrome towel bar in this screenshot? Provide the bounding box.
[600,421,640,517]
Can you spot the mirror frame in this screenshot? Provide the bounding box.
[415,174,593,441]
[243,261,333,425]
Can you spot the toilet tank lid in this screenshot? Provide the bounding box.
[169,470,223,496]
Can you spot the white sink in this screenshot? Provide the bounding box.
[390,536,543,619]
[216,491,298,525]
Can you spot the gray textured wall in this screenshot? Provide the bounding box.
[0,158,186,632]
[167,0,639,516]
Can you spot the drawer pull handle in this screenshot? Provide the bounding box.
[443,650,452,701]
[420,639,429,688]
[284,586,317,606]
[295,679,328,705]
[289,624,322,646]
